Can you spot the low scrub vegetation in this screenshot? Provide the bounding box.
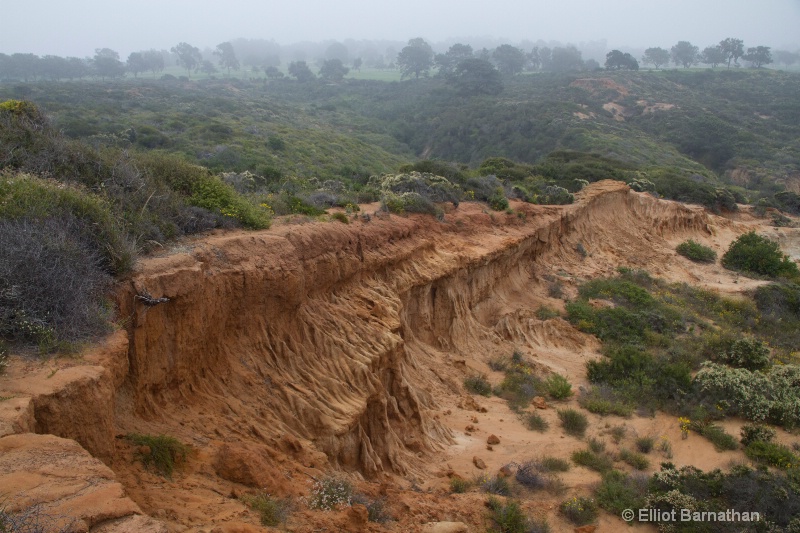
[743,441,799,469]
[0,101,273,352]
[351,494,393,523]
[464,374,492,397]
[676,239,717,263]
[572,449,614,474]
[578,385,634,417]
[494,352,543,410]
[543,373,572,400]
[635,436,655,454]
[240,491,293,527]
[646,462,800,531]
[689,420,739,451]
[568,269,800,432]
[594,470,647,516]
[477,474,512,496]
[618,448,650,470]
[721,231,799,279]
[558,408,589,437]
[125,433,190,478]
[486,496,550,533]
[449,477,471,494]
[524,413,549,432]
[559,496,598,526]
[514,460,567,494]
[308,475,353,510]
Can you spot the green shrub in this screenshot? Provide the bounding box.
[618,448,650,470]
[717,337,771,371]
[351,494,392,523]
[559,496,598,526]
[488,188,510,211]
[496,358,542,410]
[240,491,293,527]
[595,470,647,515]
[514,461,566,494]
[190,176,271,229]
[535,185,574,205]
[486,497,533,533]
[693,362,800,427]
[635,436,655,454]
[381,191,439,216]
[740,424,777,447]
[525,413,549,432]
[308,475,353,510]
[692,422,739,451]
[658,436,674,459]
[558,409,589,437]
[588,437,606,454]
[126,433,190,478]
[571,449,614,474]
[676,240,717,263]
[479,474,512,496]
[0,173,134,275]
[449,477,471,494]
[376,171,462,204]
[464,375,492,396]
[488,356,509,371]
[544,373,573,400]
[721,231,799,278]
[331,212,349,224]
[535,305,560,320]
[609,425,627,444]
[578,386,634,417]
[744,441,799,469]
[539,457,571,472]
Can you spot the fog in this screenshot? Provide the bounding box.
[2,0,798,58]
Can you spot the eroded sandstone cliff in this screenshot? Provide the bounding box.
[1,181,734,530]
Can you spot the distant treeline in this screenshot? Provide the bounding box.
[1,36,798,83]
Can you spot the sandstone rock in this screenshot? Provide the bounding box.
[473,456,487,469]
[532,396,548,409]
[346,504,369,530]
[422,521,469,533]
[0,433,157,530]
[92,514,169,533]
[4,365,116,459]
[209,522,264,533]
[214,442,274,488]
[498,464,513,478]
[0,396,35,437]
[574,525,597,533]
[487,434,500,445]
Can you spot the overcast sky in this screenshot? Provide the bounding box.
[3,0,798,57]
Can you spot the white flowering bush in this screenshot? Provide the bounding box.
[308,475,353,510]
[718,337,771,371]
[374,172,462,205]
[693,362,800,427]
